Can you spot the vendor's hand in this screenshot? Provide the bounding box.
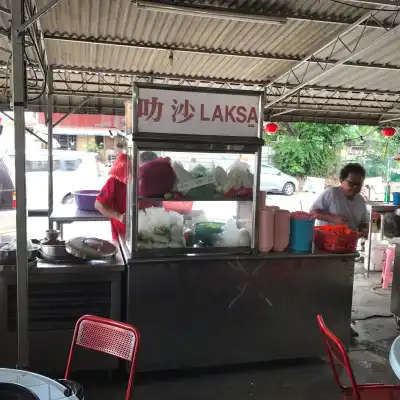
[330,215,346,225]
[117,213,126,224]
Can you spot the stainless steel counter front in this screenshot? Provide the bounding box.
[0,252,125,373]
[126,251,356,372]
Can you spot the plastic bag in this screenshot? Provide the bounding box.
[184,164,216,199]
[171,161,191,193]
[225,161,253,197]
[138,157,176,197]
[215,219,251,247]
[137,207,185,248]
[214,166,228,193]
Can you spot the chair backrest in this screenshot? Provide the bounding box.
[76,317,137,360]
[316,315,359,399]
[65,315,140,400]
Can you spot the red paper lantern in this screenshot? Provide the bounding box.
[381,127,396,137]
[265,122,279,134]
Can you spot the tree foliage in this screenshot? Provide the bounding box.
[271,123,356,177]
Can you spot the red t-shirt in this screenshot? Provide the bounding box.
[97,177,126,240]
[97,177,163,240]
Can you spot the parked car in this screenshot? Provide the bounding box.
[259,164,298,196]
[3,150,107,210]
[0,158,14,211]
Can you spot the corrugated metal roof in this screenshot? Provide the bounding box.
[0,0,399,124]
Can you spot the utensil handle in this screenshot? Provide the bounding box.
[82,238,102,250]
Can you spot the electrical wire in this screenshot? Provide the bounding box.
[328,0,400,11]
[23,0,48,101]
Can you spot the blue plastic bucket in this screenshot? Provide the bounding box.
[289,219,315,253]
[393,192,400,206]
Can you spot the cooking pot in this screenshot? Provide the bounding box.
[0,242,40,265]
[66,237,117,260]
[40,241,76,261]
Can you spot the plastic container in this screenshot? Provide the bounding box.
[258,208,275,253]
[289,219,314,253]
[364,241,388,272]
[393,192,400,206]
[163,201,193,214]
[194,222,224,246]
[258,191,267,209]
[73,190,99,211]
[273,210,290,252]
[314,225,358,253]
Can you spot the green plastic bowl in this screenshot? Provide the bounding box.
[194,222,224,246]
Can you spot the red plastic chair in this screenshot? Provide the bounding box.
[316,314,400,399]
[65,315,140,400]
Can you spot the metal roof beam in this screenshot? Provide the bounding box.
[134,1,397,29]
[271,83,400,96]
[17,0,66,34]
[43,34,400,72]
[0,61,398,98]
[380,115,400,122]
[52,96,92,127]
[341,0,400,6]
[3,64,400,98]
[50,65,267,87]
[269,105,399,115]
[134,1,286,25]
[265,9,400,109]
[0,6,10,15]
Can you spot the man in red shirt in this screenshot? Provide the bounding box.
[95,151,157,240]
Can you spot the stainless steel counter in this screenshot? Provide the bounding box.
[128,249,358,264]
[125,251,356,372]
[50,205,108,238]
[0,250,125,373]
[0,251,125,275]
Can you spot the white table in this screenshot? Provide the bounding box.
[0,368,80,399]
[390,335,400,378]
[50,205,108,238]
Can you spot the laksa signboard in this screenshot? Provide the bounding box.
[136,88,261,137]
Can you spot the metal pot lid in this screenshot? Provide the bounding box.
[66,237,117,260]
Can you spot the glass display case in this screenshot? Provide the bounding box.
[124,84,264,258]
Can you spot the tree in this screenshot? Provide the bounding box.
[271,123,356,177]
[84,140,104,153]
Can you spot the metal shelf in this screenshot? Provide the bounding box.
[138,196,253,202]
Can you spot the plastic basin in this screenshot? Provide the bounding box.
[73,190,99,211]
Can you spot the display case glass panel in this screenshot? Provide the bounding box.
[125,149,256,254]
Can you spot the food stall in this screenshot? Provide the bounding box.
[121,84,357,372]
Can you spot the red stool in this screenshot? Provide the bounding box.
[382,245,395,289]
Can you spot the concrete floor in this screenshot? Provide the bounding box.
[73,263,400,399]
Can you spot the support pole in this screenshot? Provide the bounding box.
[12,0,29,369]
[47,69,54,228]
